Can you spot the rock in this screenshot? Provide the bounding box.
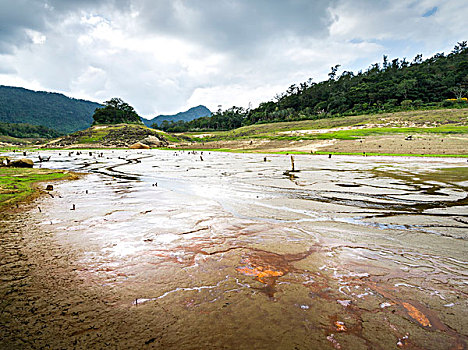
[0,157,10,167]
[10,158,34,168]
[141,135,163,147]
[129,142,150,149]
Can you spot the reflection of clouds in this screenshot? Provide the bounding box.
[102,240,144,257]
[33,149,468,284]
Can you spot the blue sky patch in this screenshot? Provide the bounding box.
[422,6,438,17]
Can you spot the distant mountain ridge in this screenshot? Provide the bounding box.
[0,85,102,134]
[0,85,211,135]
[143,105,211,127]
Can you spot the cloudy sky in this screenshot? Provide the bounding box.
[0,0,467,117]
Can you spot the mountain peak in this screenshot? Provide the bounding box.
[143,105,211,127]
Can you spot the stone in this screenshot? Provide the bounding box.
[129,142,150,149]
[141,135,163,147]
[10,158,34,168]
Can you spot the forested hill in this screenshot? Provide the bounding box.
[143,105,211,127]
[0,122,61,139]
[0,86,102,134]
[160,42,468,132]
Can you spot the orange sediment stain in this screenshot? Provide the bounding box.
[236,265,284,283]
[236,255,288,284]
[334,321,347,332]
[236,253,292,297]
[402,302,431,327]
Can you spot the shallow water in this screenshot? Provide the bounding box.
[3,150,468,349]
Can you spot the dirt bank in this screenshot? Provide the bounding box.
[174,133,468,155]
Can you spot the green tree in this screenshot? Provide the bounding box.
[397,79,417,99]
[92,98,142,125]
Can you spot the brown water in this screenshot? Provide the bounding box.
[1,150,467,349]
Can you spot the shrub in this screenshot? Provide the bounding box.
[401,99,413,108]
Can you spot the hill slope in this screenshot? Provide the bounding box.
[143,105,211,127]
[0,86,101,134]
[45,123,185,148]
[174,108,468,156]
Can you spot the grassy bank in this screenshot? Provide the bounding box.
[0,168,75,207]
[184,108,468,142]
[262,125,468,141]
[169,108,467,155]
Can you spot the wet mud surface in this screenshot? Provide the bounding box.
[1,150,467,349]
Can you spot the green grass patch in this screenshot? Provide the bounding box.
[78,132,107,143]
[159,133,180,143]
[0,168,71,206]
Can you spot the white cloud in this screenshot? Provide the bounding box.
[186,84,285,113]
[329,0,468,52]
[25,29,46,45]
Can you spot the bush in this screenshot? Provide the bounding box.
[442,99,456,107]
[401,99,413,108]
[413,99,423,107]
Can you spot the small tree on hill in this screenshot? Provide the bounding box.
[92,98,142,125]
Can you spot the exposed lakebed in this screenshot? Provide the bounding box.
[1,150,467,349]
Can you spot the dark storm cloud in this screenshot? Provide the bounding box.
[0,0,131,53]
[1,0,334,56]
[0,0,47,53]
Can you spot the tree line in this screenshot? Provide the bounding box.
[159,42,468,132]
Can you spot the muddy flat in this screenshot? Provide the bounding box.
[1,150,467,349]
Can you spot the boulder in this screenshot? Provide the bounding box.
[10,158,34,168]
[141,135,163,147]
[129,142,150,149]
[0,157,10,167]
